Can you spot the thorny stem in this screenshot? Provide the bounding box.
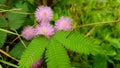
[0,49,19,62]
[74,19,120,29]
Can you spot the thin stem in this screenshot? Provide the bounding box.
[14,30,27,48]
[19,36,27,48]
[0,59,18,68]
[0,4,12,8]
[0,8,21,13]
[0,28,18,35]
[85,26,97,37]
[0,49,19,62]
[74,19,120,29]
[10,11,34,15]
[0,8,33,15]
[9,37,19,45]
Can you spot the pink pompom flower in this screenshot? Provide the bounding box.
[55,16,72,31]
[35,6,53,22]
[35,22,55,38]
[21,26,35,40]
[31,57,43,68]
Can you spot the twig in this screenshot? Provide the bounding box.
[10,11,34,15]
[0,8,21,13]
[9,37,19,45]
[85,26,97,37]
[0,8,33,15]
[74,19,120,29]
[0,59,18,68]
[0,28,18,35]
[14,30,27,48]
[0,49,19,62]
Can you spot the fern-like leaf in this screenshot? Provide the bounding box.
[18,36,49,68]
[53,31,100,55]
[45,38,71,68]
[0,31,7,48]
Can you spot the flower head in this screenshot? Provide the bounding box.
[31,57,43,68]
[35,6,53,22]
[55,17,72,31]
[35,22,54,38]
[21,26,35,40]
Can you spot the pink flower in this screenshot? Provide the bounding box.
[35,22,54,38]
[31,57,43,68]
[21,26,35,40]
[55,17,72,31]
[35,6,53,22]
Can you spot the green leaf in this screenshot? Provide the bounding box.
[111,39,120,49]
[0,64,2,68]
[18,36,49,68]
[6,12,26,30]
[52,13,59,21]
[27,0,34,4]
[0,31,7,48]
[15,1,28,12]
[0,15,8,27]
[104,36,120,49]
[72,62,92,68]
[9,41,28,58]
[53,31,100,55]
[0,0,6,4]
[46,38,71,68]
[93,55,107,68]
[114,54,120,60]
[104,46,116,56]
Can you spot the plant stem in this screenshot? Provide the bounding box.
[9,37,19,45]
[85,25,97,37]
[74,19,120,29]
[0,49,19,62]
[0,60,18,68]
[14,30,27,48]
[0,8,21,12]
[0,28,18,35]
[0,8,33,15]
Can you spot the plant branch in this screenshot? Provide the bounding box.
[0,8,33,15]
[0,8,21,12]
[0,59,18,68]
[9,37,19,45]
[85,26,97,37]
[0,28,18,35]
[14,30,27,48]
[0,49,19,62]
[74,19,120,29]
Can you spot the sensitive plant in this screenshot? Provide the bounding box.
[31,57,43,68]
[0,0,120,68]
[22,26,36,40]
[35,22,55,38]
[35,6,53,22]
[55,17,72,31]
[19,5,100,68]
